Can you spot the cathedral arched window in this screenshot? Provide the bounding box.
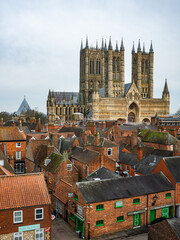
[96,60,101,74]
[90,60,94,74]
[117,58,120,72]
[113,57,116,72]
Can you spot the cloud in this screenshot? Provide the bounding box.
[0,0,179,114]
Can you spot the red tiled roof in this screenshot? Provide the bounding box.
[0,126,26,141]
[25,139,51,161]
[0,166,13,175]
[53,179,72,204]
[0,173,51,210]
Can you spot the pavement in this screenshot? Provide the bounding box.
[52,217,148,240]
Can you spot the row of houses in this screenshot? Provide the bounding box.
[0,120,180,239]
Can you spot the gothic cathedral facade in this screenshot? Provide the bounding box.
[47,37,170,123]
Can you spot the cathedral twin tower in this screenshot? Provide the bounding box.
[80,37,154,104]
[47,37,169,123]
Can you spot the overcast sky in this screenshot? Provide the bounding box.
[0,0,179,114]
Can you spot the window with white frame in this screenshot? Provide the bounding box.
[14,232,23,240]
[16,151,21,160]
[14,210,23,224]
[16,142,21,148]
[35,229,44,240]
[178,129,180,134]
[35,208,44,220]
[107,148,112,156]
[67,164,72,171]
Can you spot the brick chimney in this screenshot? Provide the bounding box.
[169,129,176,138]
[35,118,41,132]
[137,144,143,162]
[102,121,106,130]
[130,131,137,148]
[94,132,100,146]
[100,148,104,167]
[31,117,36,125]
[1,118,3,126]
[87,121,96,135]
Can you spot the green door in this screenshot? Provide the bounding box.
[133,214,141,227]
[161,207,169,218]
[76,218,84,236]
[150,210,156,223]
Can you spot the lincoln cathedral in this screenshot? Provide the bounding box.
[47,37,170,123]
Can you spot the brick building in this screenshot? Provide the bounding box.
[148,218,180,240]
[68,172,175,238]
[153,156,180,218]
[0,126,26,174]
[35,150,78,190]
[0,173,51,240]
[71,146,116,180]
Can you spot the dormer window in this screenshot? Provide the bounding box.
[107,148,112,156]
[44,159,51,166]
[67,164,72,171]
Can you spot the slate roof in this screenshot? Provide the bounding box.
[77,172,175,203]
[53,92,80,105]
[135,154,163,175]
[59,127,84,137]
[139,130,177,145]
[0,173,51,210]
[71,146,100,164]
[124,83,131,95]
[118,150,138,166]
[17,97,31,116]
[86,166,122,181]
[163,156,180,183]
[0,126,26,141]
[86,135,117,147]
[59,137,76,154]
[167,218,180,238]
[25,139,51,161]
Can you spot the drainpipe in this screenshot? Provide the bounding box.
[86,164,89,176]
[146,194,148,226]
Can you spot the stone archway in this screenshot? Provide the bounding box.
[128,112,135,122]
[142,118,150,124]
[128,102,139,123]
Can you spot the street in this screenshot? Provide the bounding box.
[52,217,148,240]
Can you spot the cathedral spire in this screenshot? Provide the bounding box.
[120,38,124,51]
[48,89,51,97]
[115,41,119,52]
[86,35,89,49]
[149,40,153,53]
[163,79,169,94]
[108,36,112,50]
[132,41,135,53]
[101,37,104,50]
[104,39,107,51]
[137,39,141,52]
[162,79,170,99]
[81,39,83,50]
[143,42,145,53]
[96,40,98,49]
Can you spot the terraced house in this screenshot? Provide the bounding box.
[68,173,175,238]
